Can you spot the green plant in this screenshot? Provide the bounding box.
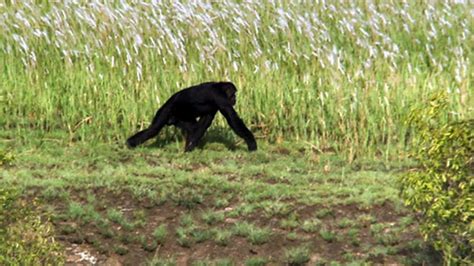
[0,150,14,166]
[315,208,333,218]
[0,188,64,265]
[286,232,299,241]
[1,2,472,158]
[201,210,225,225]
[232,221,253,237]
[280,214,299,229]
[247,227,272,245]
[245,257,267,266]
[147,257,177,266]
[107,208,135,230]
[301,218,322,233]
[400,92,473,264]
[347,228,360,247]
[284,246,310,265]
[337,217,354,229]
[319,227,336,242]
[213,229,232,246]
[153,224,168,244]
[176,227,193,248]
[191,229,213,243]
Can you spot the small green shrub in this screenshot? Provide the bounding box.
[284,246,310,265]
[400,92,473,264]
[0,188,64,265]
[153,224,168,244]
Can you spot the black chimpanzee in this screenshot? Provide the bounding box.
[126,81,257,152]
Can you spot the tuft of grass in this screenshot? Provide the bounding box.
[213,229,233,246]
[280,214,299,229]
[337,217,355,229]
[347,228,360,247]
[315,208,334,219]
[247,227,272,245]
[113,245,128,255]
[319,227,337,243]
[232,221,271,245]
[284,246,311,265]
[301,218,322,233]
[153,224,168,245]
[175,227,193,248]
[201,210,225,225]
[286,232,300,241]
[191,229,213,243]
[245,257,267,266]
[146,257,177,266]
[232,221,254,237]
[107,208,135,231]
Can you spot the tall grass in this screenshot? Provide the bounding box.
[0,1,472,156]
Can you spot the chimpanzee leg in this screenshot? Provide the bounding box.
[184,112,216,152]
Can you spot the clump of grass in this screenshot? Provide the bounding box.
[286,232,299,241]
[357,214,377,225]
[153,224,168,245]
[191,229,213,243]
[41,187,69,201]
[67,202,101,224]
[280,214,299,229]
[139,236,157,252]
[232,221,271,245]
[201,210,225,225]
[319,227,337,243]
[245,257,267,266]
[315,208,334,219]
[301,218,322,233]
[113,245,128,255]
[174,189,203,209]
[146,257,176,266]
[213,229,232,246]
[179,214,195,227]
[284,246,310,265]
[261,201,291,217]
[214,198,230,208]
[232,221,253,237]
[176,227,193,248]
[107,208,134,231]
[247,227,271,245]
[347,228,360,247]
[337,217,354,229]
[215,259,234,266]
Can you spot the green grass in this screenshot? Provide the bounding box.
[0,131,439,264]
[0,2,472,158]
[2,2,464,263]
[284,246,311,265]
[153,224,168,245]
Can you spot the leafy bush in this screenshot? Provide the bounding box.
[400,92,473,264]
[0,188,64,264]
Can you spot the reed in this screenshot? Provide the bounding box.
[0,1,472,156]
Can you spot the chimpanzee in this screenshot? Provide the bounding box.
[126,81,257,152]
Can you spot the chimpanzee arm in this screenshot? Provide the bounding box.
[126,102,172,148]
[218,105,257,151]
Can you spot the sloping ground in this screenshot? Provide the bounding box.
[1,133,440,265]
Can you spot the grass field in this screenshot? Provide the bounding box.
[1,130,440,264]
[0,1,472,265]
